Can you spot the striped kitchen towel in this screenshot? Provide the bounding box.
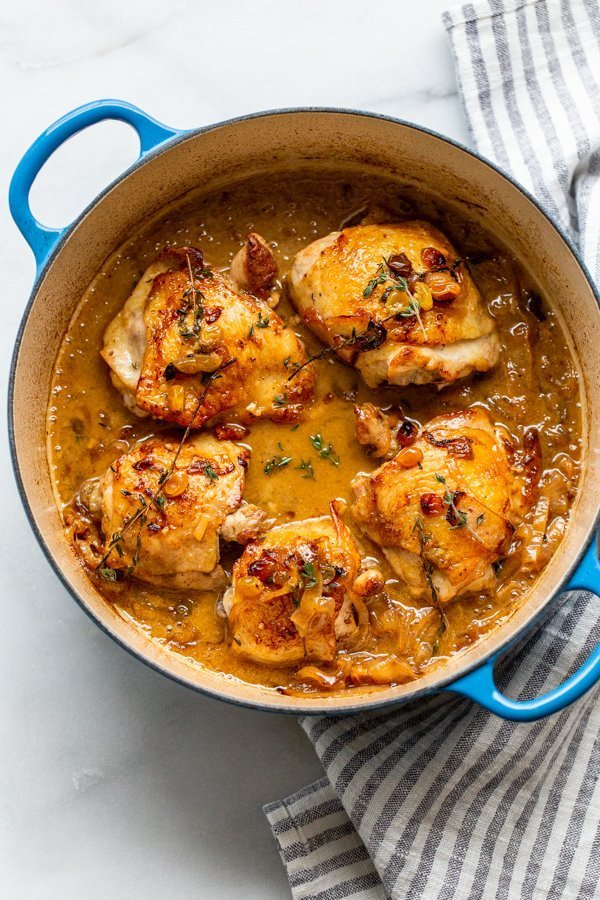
[264,2,600,898]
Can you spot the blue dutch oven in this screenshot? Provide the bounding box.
[8,100,600,718]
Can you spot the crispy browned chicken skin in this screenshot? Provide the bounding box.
[92,434,265,590]
[351,409,540,604]
[102,246,314,427]
[289,222,499,388]
[230,232,279,301]
[223,503,374,667]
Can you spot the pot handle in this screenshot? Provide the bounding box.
[9,99,181,272]
[446,534,600,721]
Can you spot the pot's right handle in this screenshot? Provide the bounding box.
[9,99,181,273]
[447,534,600,721]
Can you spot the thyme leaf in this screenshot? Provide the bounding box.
[177,252,205,339]
[98,566,118,583]
[264,455,293,475]
[203,463,219,482]
[413,516,448,631]
[396,294,427,340]
[297,460,315,479]
[309,433,340,466]
[299,560,318,590]
[286,317,390,382]
[434,473,485,544]
[362,264,388,298]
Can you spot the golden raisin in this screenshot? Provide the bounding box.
[397,420,418,447]
[163,469,189,497]
[172,350,221,374]
[420,493,443,515]
[421,247,447,268]
[197,323,222,352]
[386,253,413,278]
[424,271,461,301]
[213,422,250,441]
[396,446,423,468]
[413,281,434,310]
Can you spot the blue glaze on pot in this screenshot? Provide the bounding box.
[8,100,600,720]
[447,538,600,720]
[9,99,181,273]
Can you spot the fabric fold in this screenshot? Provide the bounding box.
[268,593,600,899]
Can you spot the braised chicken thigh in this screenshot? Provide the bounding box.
[102,245,314,427]
[289,222,499,387]
[90,434,264,590]
[351,409,540,605]
[223,503,375,667]
[50,168,580,695]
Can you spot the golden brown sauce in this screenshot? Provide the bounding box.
[47,168,582,693]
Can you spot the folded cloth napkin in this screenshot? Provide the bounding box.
[265,2,600,898]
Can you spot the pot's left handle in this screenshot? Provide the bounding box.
[9,99,181,272]
[446,534,600,721]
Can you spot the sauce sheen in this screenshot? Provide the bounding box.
[47,169,581,693]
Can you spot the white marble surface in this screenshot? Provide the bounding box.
[0,1,468,897]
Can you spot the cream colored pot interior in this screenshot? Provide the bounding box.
[12,111,600,712]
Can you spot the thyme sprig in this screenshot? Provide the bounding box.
[395,293,427,340]
[264,455,293,475]
[177,252,207,339]
[126,513,146,577]
[157,359,236,489]
[297,460,315,479]
[256,311,270,329]
[96,502,148,581]
[202,463,219,482]
[309,433,340,466]
[413,516,448,631]
[363,264,389,297]
[299,560,318,590]
[363,258,427,339]
[95,358,236,580]
[287,251,444,382]
[434,473,485,545]
[287,316,391,382]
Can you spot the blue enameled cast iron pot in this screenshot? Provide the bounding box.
[8,100,600,718]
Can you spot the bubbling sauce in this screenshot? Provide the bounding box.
[47,168,581,693]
